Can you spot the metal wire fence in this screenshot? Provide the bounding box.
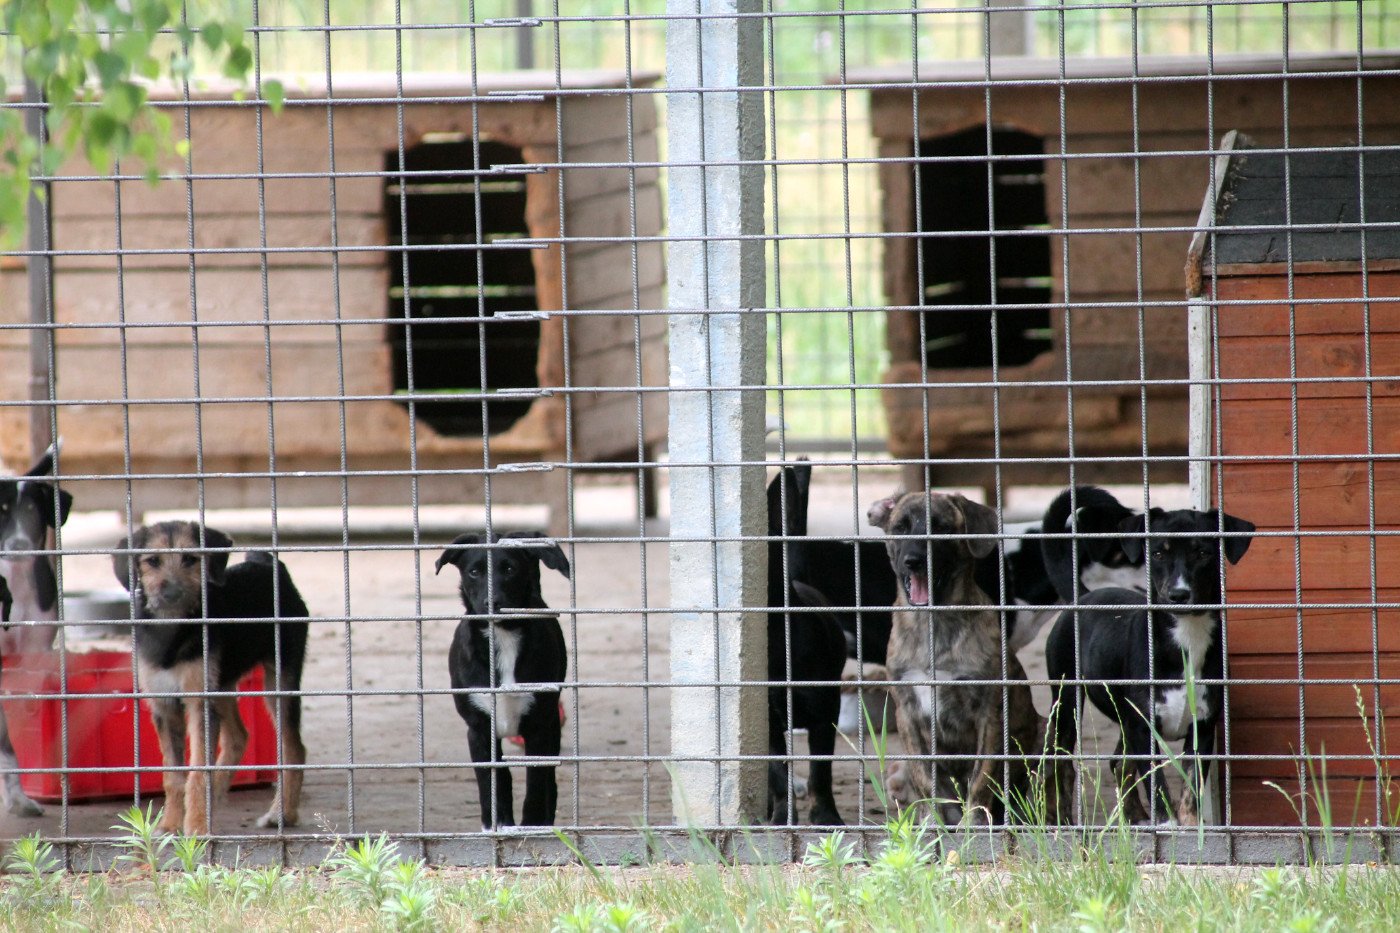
[1,0,1400,868]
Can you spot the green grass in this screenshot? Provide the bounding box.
[5,818,1400,931]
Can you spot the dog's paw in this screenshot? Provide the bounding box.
[6,795,43,818]
[836,693,862,736]
[255,810,299,829]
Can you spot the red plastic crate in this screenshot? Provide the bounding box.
[0,650,278,803]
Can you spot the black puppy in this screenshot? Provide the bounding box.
[1040,485,1143,601]
[436,531,568,830]
[114,521,309,835]
[1045,507,1255,826]
[767,466,847,825]
[771,461,898,665]
[0,445,74,650]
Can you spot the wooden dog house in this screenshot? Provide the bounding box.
[857,52,1400,494]
[0,72,665,520]
[1188,135,1400,827]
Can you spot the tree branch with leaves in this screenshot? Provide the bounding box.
[1,0,282,244]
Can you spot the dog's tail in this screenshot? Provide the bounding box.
[1040,485,1130,601]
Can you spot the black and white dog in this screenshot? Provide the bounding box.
[0,569,40,816]
[0,446,73,818]
[436,531,568,830]
[1045,507,1255,826]
[1040,485,1142,601]
[0,445,74,653]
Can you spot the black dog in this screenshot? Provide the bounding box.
[1045,507,1255,825]
[0,445,74,651]
[767,465,847,825]
[436,531,568,830]
[114,522,310,835]
[1040,485,1143,602]
[770,461,899,665]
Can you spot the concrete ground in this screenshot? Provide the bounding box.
[0,467,1192,844]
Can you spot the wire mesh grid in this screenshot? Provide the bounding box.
[2,0,1400,868]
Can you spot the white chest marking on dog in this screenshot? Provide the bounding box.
[903,668,961,717]
[1158,612,1214,740]
[469,629,536,738]
[1081,563,1146,593]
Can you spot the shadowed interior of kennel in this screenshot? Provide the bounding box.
[0,72,667,517]
[385,138,540,438]
[1192,139,1400,827]
[863,52,1400,495]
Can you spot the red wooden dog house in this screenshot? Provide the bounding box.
[1189,134,1400,827]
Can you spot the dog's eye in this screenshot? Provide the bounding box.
[501,563,514,575]
[142,556,159,567]
[182,555,198,568]
[467,567,481,578]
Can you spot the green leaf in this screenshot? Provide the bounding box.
[105,82,147,123]
[264,79,285,115]
[138,0,169,34]
[222,43,253,80]
[93,50,126,87]
[200,22,225,53]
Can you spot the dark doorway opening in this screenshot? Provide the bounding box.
[915,126,1053,369]
[385,138,540,437]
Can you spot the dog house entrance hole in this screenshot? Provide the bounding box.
[385,138,540,437]
[916,126,1052,369]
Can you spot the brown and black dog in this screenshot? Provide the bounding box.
[868,491,1043,825]
[114,522,309,835]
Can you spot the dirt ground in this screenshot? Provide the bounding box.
[0,470,1191,845]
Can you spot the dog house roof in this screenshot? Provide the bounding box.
[5,69,660,104]
[843,50,1400,88]
[1186,130,1400,292]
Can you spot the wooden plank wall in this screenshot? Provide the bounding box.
[0,90,665,512]
[1217,267,1400,827]
[873,71,1400,489]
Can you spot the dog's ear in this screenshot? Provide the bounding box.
[768,465,807,538]
[112,532,138,592]
[27,481,74,530]
[196,525,234,586]
[792,458,812,533]
[867,492,902,531]
[1212,511,1256,565]
[32,559,58,613]
[435,533,481,576]
[503,531,571,580]
[0,573,11,625]
[24,446,55,478]
[1118,508,1165,564]
[1076,505,1124,563]
[954,495,1000,560]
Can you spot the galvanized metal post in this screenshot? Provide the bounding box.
[24,77,55,459]
[986,0,1033,57]
[665,0,769,826]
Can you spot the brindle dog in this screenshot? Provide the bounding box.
[868,491,1043,825]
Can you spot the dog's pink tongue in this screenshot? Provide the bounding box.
[907,574,930,606]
